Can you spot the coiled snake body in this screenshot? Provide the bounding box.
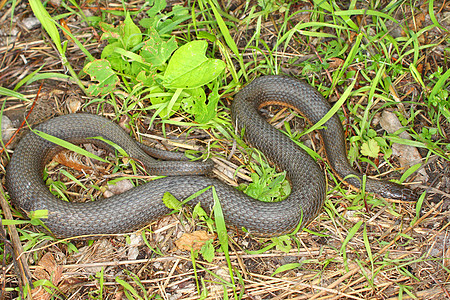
[6,76,414,237]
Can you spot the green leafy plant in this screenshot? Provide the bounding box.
[84,12,226,124]
[427,66,450,122]
[237,151,290,203]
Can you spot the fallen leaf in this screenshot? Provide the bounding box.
[328,57,345,69]
[32,253,63,300]
[105,179,134,197]
[127,233,143,260]
[379,111,427,182]
[67,97,81,113]
[60,18,73,42]
[175,230,216,251]
[52,150,94,172]
[408,12,425,32]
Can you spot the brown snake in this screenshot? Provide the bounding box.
[5,76,415,237]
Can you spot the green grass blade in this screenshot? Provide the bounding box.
[312,0,358,30]
[272,263,301,276]
[359,64,385,137]
[33,130,109,163]
[428,0,445,30]
[13,65,45,91]
[430,68,450,99]
[363,224,373,264]
[115,278,143,300]
[330,33,362,96]
[334,9,399,23]
[340,220,363,271]
[29,0,63,53]
[207,0,245,82]
[411,191,426,227]
[58,169,88,190]
[0,87,30,102]
[54,21,95,61]
[302,76,357,136]
[211,186,237,292]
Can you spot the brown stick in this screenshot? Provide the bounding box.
[0,83,43,154]
[0,184,32,299]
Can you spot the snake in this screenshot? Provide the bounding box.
[5,76,415,238]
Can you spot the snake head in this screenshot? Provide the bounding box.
[377,181,417,201]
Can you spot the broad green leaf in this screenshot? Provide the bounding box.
[101,41,120,57]
[136,69,157,86]
[182,88,206,113]
[84,59,119,96]
[122,13,142,50]
[271,235,292,253]
[162,192,182,210]
[163,40,226,89]
[360,139,380,158]
[140,29,178,67]
[192,202,208,219]
[101,42,130,72]
[146,0,167,18]
[99,22,120,41]
[200,239,215,263]
[181,86,219,123]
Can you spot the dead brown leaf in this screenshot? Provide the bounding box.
[32,253,63,300]
[328,57,345,69]
[444,247,450,268]
[175,230,216,251]
[52,150,94,172]
[60,18,73,42]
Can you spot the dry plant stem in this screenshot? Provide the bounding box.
[241,273,363,300]
[227,239,249,280]
[307,264,361,300]
[0,185,32,300]
[375,199,443,259]
[385,286,450,300]
[417,184,450,197]
[0,222,10,300]
[0,84,42,154]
